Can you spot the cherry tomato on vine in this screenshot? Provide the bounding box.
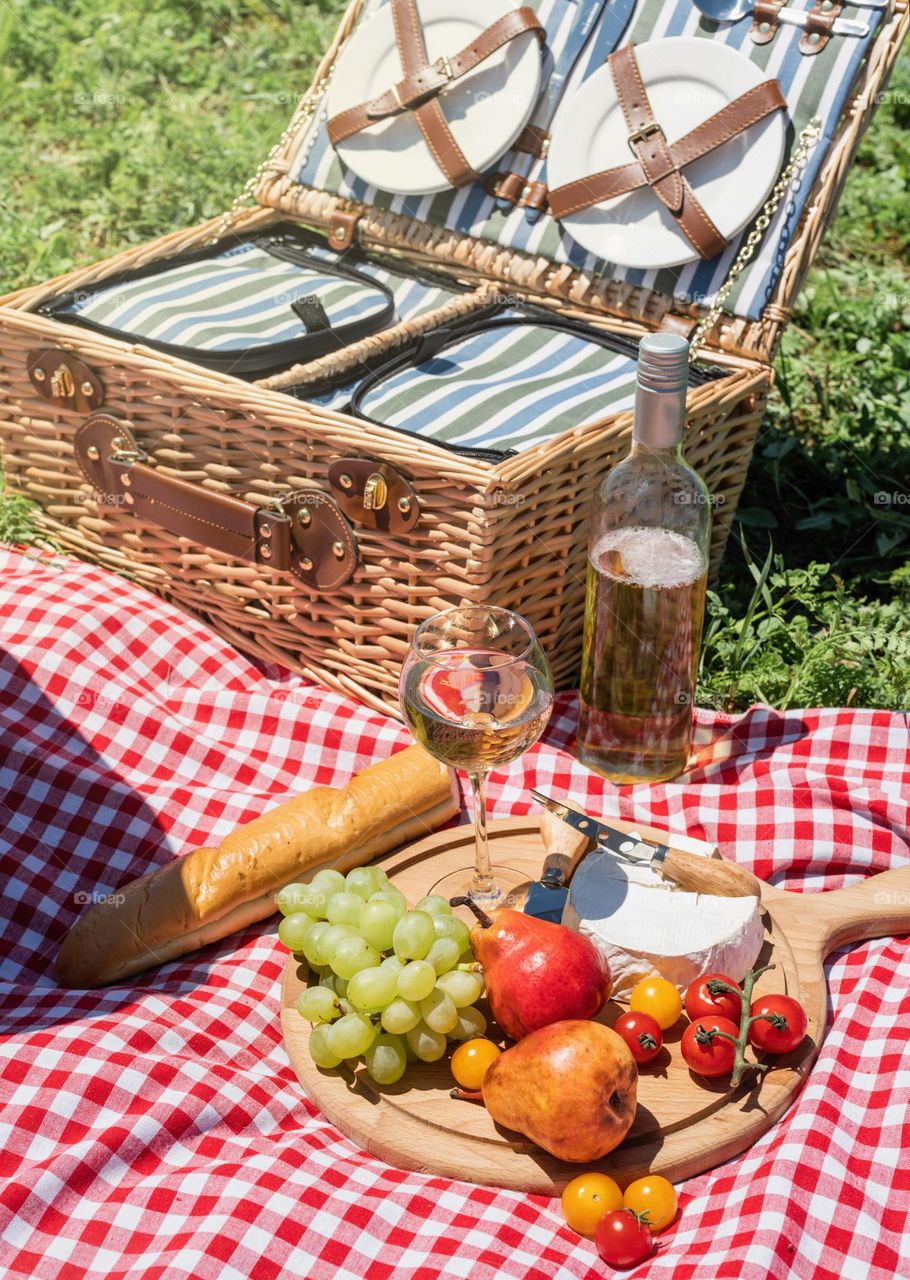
[684,973,743,1025]
[594,1210,655,1269]
[561,1172,623,1237]
[613,1011,663,1065]
[748,994,808,1054]
[681,1016,739,1078]
[629,975,682,1030]
[623,1175,678,1232]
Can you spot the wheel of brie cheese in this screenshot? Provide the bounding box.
[562,850,765,1001]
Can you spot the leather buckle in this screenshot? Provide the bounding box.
[393,57,454,113]
[627,120,664,153]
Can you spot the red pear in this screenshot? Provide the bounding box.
[453,899,612,1040]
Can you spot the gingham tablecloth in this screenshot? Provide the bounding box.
[1,546,909,1280]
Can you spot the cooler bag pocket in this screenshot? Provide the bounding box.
[40,232,396,378]
[348,312,716,458]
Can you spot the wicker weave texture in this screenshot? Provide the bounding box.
[0,296,767,713]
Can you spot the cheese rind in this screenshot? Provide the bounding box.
[562,851,765,1000]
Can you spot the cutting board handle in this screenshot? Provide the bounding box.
[809,864,910,956]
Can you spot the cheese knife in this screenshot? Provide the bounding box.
[527,791,761,916]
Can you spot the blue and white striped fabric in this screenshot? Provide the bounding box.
[352,316,639,454]
[53,238,459,355]
[304,244,459,320]
[289,0,882,319]
[54,243,390,353]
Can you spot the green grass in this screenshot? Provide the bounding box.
[0,1,906,710]
[700,53,910,711]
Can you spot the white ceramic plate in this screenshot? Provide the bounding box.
[326,0,543,196]
[548,38,787,269]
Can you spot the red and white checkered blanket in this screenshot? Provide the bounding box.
[1,547,908,1280]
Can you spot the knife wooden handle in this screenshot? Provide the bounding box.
[660,846,761,899]
[539,809,593,884]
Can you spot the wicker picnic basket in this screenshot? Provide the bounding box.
[0,0,905,714]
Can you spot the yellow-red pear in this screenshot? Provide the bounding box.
[480,1020,637,1163]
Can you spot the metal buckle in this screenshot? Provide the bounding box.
[627,120,664,153]
[110,435,147,464]
[392,56,453,112]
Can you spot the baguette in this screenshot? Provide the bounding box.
[57,744,459,988]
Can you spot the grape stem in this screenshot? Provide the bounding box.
[449,896,494,929]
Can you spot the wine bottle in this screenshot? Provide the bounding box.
[577,334,711,784]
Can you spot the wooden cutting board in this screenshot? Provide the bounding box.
[281,818,910,1193]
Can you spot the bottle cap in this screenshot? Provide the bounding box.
[636,333,690,393]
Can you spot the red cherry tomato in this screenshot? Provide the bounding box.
[594,1210,655,1269]
[748,994,808,1054]
[684,973,743,1025]
[613,1011,663,1065]
[680,1016,739,1078]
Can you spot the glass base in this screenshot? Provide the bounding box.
[430,865,531,915]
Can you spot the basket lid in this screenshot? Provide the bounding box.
[253,0,903,360]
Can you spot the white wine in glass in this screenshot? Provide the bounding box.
[400,606,554,907]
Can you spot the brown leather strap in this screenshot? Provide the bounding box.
[392,0,476,188]
[549,47,786,260]
[73,414,359,591]
[327,1,544,188]
[609,44,726,259]
[486,170,549,209]
[750,0,785,44]
[513,123,550,158]
[112,459,294,568]
[327,210,361,251]
[799,0,842,53]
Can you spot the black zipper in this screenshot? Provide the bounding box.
[343,307,721,462]
[264,225,471,296]
[38,228,396,379]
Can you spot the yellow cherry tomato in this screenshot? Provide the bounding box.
[629,975,683,1030]
[623,1175,678,1232]
[561,1173,624,1238]
[451,1038,501,1090]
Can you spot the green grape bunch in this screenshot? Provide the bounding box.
[277,869,486,1085]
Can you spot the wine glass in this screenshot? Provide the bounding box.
[400,605,554,907]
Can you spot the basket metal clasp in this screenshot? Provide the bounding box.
[109,425,147,464]
[362,472,388,512]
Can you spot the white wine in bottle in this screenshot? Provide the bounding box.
[578,334,711,784]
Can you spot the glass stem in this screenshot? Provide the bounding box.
[467,769,494,900]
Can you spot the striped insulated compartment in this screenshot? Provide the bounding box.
[47,238,458,356]
[50,242,390,353]
[349,317,641,456]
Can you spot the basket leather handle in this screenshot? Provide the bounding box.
[73,413,358,591]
